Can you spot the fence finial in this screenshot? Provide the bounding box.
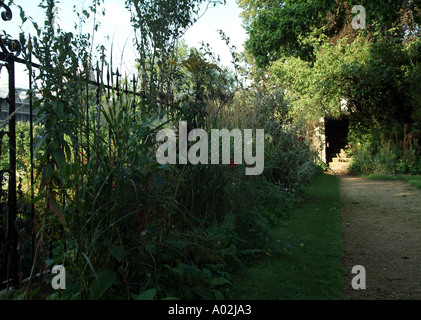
[27,35,32,53]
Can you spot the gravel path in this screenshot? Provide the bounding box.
[339,175,421,300]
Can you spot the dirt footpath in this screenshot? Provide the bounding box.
[339,175,421,300]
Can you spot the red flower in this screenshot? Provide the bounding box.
[296,136,304,144]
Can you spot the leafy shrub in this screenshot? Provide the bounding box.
[316,160,329,174]
[264,128,317,191]
[349,123,421,175]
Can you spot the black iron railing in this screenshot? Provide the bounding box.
[0,0,142,289]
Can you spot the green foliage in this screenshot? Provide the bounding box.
[239,0,333,67]
[175,47,236,129]
[348,124,421,175]
[0,121,43,174]
[132,288,158,300]
[404,39,421,122]
[270,33,421,175]
[399,175,421,189]
[239,0,421,68]
[3,0,324,301]
[316,160,330,173]
[270,34,420,125]
[89,269,117,300]
[125,0,226,110]
[230,80,318,190]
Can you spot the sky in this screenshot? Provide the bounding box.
[1,0,247,88]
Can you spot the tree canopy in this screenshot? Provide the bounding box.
[238,0,421,68]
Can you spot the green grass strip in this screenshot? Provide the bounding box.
[398,175,421,189]
[230,174,343,300]
[360,174,397,181]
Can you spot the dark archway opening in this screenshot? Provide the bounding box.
[325,116,349,164]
